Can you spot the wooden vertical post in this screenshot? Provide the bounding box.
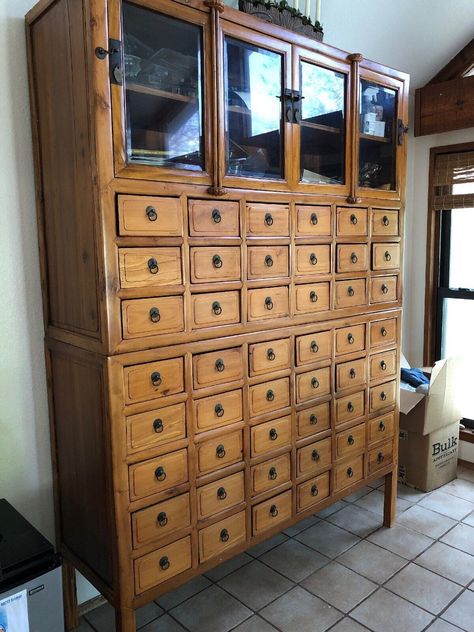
[62,560,79,630]
[383,470,398,527]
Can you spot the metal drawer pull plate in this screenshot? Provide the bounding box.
[216,444,226,458]
[148,258,159,274]
[146,205,157,222]
[153,419,164,433]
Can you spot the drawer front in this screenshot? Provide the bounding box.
[127,402,186,454]
[296,367,331,403]
[370,276,398,303]
[297,402,331,438]
[336,208,368,236]
[129,449,188,501]
[189,200,240,236]
[118,195,182,237]
[370,350,397,381]
[134,535,192,595]
[372,243,401,271]
[297,437,332,477]
[372,210,399,236]
[197,471,245,520]
[251,416,292,457]
[193,347,243,390]
[368,440,394,474]
[122,296,185,339]
[297,471,330,512]
[336,422,366,460]
[334,455,364,492]
[335,324,366,355]
[249,338,291,376]
[335,391,365,426]
[196,430,243,475]
[336,357,367,391]
[119,248,182,288]
[124,357,184,405]
[248,287,289,321]
[132,493,191,548]
[336,244,369,273]
[370,318,397,348]
[334,279,367,309]
[199,511,246,563]
[247,204,289,236]
[249,377,290,417]
[368,412,395,445]
[296,205,332,236]
[247,246,289,279]
[192,291,240,329]
[295,282,330,314]
[251,453,291,495]
[252,490,292,536]
[194,389,243,433]
[295,245,331,276]
[370,380,397,413]
[190,247,241,283]
[296,330,332,365]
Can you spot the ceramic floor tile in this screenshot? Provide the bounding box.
[83,602,115,631]
[337,540,407,583]
[156,575,212,610]
[136,602,165,628]
[458,468,474,484]
[397,505,457,538]
[351,588,434,632]
[204,553,253,582]
[367,524,433,559]
[260,538,328,582]
[462,511,474,527]
[140,614,187,632]
[282,514,319,537]
[441,590,474,632]
[327,618,371,632]
[418,490,474,520]
[232,615,279,632]
[443,477,474,503]
[416,542,474,586]
[441,523,474,555]
[343,486,372,503]
[355,489,412,516]
[295,520,360,558]
[247,533,288,557]
[260,586,342,632]
[315,500,348,518]
[327,503,382,538]
[367,477,384,489]
[425,619,465,632]
[396,483,431,503]
[218,559,293,611]
[74,621,96,632]
[302,561,377,613]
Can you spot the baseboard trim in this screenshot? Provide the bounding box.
[78,594,107,616]
[459,458,474,470]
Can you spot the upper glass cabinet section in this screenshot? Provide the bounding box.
[122,2,204,171]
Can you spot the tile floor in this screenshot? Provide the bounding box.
[78,466,474,632]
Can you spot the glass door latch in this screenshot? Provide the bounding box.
[95,39,123,85]
[281,89,304,124]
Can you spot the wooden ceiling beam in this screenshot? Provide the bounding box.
[427,37,474,85]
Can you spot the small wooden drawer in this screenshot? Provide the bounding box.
[336,422,366,460]
[296,366,331,403]
[249,377,290,418]
[193,347,243,390]
[199,511,246,563]
[251,453,291,495]
[295,282,330,314]
[247,287,289,321]
[335,391,365,426]
[335,324,366,355]
[370,318,397,348]
[336,244,369,273]
[197,471,245,520]
[118,195,182,237]
[296,330,332,365]
[252,490,292,536]
[334,455,364,492]
[196,430,243,476]
[336,357,367,391]
[297,402,331,438]
[372,243,401,271]
[124,357,184,405]
[129,449,188,501]
[297,436,332,477]
[334,279,367,309]
[370,350,397,381]
[246,203,289,237]
[119,248,182,289]
[249,338,291,376]
[372,209,399,236]
[295,245,331,276]
[132,493,191,549]
[247,246,289,279]
[296,205,332,236]
[126,402,186,454]
[297,471,330,512]
[336,208,368,236]
[370,380,397,413]
[134,535,191,595]
[368,412,395,445]
[251,416,292,457]
[194,389,243,433]
[122,296,184,339]
[368,440,394,474]
[370,276,398,303]
[188,200,240,236]
[192,291,240,329]
[190,247,241,283]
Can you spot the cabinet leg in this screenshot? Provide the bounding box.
[62,560,79,630]
[383,470,398,527]
[116,605,136,632]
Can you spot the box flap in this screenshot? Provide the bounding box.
[400,352,411,369]
[400,389,425,415]
[424,357,463,434]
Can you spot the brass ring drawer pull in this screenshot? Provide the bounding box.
[216,444,226,458]
[381,327,388,337]
[351,252,358,264]
[347,402,354,413]
[270,504,278,517]
[155,466,166,481]
[148,258,159,274]
[350,368,356,379]
[310,291,318,303]
[157,511,168,527]
[347,333,355,344]
[380,360,387,370]
[382,215,389,226]
[310,414,318,425]
[347,286,355,297]
[265,212,274,226]
[146,205,157,222]
[215,358,225,372]
[311,341,319,353]
[153,418,164,433]
[312,449,320,462]
[267,348,276,361]
[151,372,162,387]
[220,528,230,542]
[311,484,319,497]
[384,251,392,261]
[379,421,386,431]
[266,389,275,401]
[265,255,274,267]
[377,452,385,463]
[212,208,221,223]
[269,428,278,441]
[310,212,318,225]
[215,403,224,417]
[213,254,223,269]
[381,284,389,294]
[217,487,227,500]
[265,296,274,310]
[269,466,277,480]
[212,301,222,315]
[310,253,318,265]
[350,214,358,225]
[159,556,170,571]
[347,467,354,478]
[311,377,320,389]
[347,434,355,445]
[380,391,387,401]
[149,307,161,323]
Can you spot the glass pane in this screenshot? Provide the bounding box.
[123,2,204,170]
[359,80,397,190]
[224,37,283,179]
[300,61,345,185]
[448,208,474,289]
